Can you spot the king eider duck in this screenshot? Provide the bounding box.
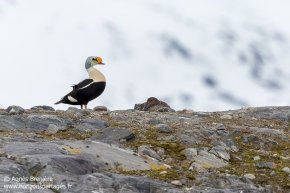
[55,56,106,109]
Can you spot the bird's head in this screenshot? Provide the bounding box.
[85,56,105,69]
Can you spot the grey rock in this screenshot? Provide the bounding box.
[220,114,233,120]
[256,162,277,169]
[243,173,256,180]
[63,141,156,171]
[191,150,228,169]
[93,106,108,111]
[45,124,66,134]
[183,148,198,161]
[156,124,172,133]
[147,118,163,125]
[0,115,25,130]
[134,97,175,112]
[178,134,197,146]
[282,167,290,174]
[209,145,230,161]
[49,156,98,175]
[26,114,72,131]
[92,127,135,143]
[30,105,55,111]
[249,127,284,136]
[66,107,91,116]
[138,145,161,160]
[193,173,270,193]
[6,105,25,114]
[75,118,108,132]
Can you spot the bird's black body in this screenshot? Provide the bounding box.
[55,80,106,106]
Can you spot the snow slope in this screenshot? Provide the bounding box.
[0,0,290,111]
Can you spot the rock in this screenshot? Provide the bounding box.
[171,180,182,186]
[6,105,25,114]
[134,97,175,112]
[155,124,172,133]
[66,107,91,116]
[45,124,65,134]
[147,118,163,125]
[220,114,233,120]
[209,145,230,161]
[254,156,261,161]
[93,106,108,111]
[191,150,228,169]
[75,118,108,132]
[0,115,25,130]
[92,127,135,143]
[183,148,198,161]
[156,147,165,158]
[256,162,277,169]
[282,167,290,174]
[213,123,229,135]
[160,171,167,175]
[26,114,72,131]
[189,162,207,172]
[30,105,55,111]
[138,145,161,160]
[243,173,256,180]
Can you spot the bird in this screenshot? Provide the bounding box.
[55,56,106,109]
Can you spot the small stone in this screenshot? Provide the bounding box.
[31,106,55,111]
[155,124,172,133]
[270,171,276,176]
[183,148,198,161]
[6,105,25,114]
[160,171,167,175]
[171,180,182,186]
[220,114,232,120]
[138,145,161,160]
[254,156,261,161]
[256,162,276,169]
[282,167,290,174]
[243,173,255,180]
[93,106,108,111]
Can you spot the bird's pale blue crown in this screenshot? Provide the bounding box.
[85,56,104,69]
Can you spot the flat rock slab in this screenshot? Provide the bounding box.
[63,141,154,171]
[0,115,25,130]
[1,141,159,171]
[91,127,135,143]
[26,114,72,131]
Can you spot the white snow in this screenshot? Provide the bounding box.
[0,0,289,111]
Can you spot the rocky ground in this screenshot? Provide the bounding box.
[0,100,289,193]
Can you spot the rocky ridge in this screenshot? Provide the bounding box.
[0,101,289,193]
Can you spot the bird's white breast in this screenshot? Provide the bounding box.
[87,67,106,82]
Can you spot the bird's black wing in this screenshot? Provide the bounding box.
[72,79,94,90]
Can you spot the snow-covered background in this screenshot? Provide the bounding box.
[0,0,290,111]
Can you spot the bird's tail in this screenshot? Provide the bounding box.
[54,98,64,105]
[54,101,61,105]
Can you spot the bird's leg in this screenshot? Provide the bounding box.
[81,105,83,109]
[84,104,87,109]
